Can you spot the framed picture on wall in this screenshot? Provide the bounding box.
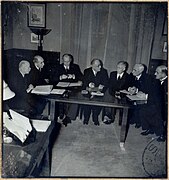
[31,33,39,43]
[28,3,46,28]
[163,41,167,53]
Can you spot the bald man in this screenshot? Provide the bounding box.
[29,55,49,86]
[82,59,108,125]
[8,60,35,114]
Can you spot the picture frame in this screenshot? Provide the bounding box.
[31,33,39,43]
[28,3,46,28]
[163,41,167,53]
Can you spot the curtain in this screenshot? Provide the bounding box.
[60,3,158,74]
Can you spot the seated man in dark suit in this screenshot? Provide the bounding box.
[128,63,150,128]
[28,55,49,116]
[58,53,83,83]
[56,54,83,126]
[8,60,35,115]
[128,64,165,141]
[82,58,108,126]
[29,55,49,86]
[103,61,130,124]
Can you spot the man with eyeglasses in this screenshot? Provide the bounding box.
[82,58,108,126]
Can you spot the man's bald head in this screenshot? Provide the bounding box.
[19,60,31,75]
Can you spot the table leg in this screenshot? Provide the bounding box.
[49,100,55,121]
[120,108,128,148]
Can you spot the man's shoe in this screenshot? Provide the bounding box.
[62,116,71,127]
[103,116,113,125]
[135,123,141,128]
[141,130,154,136]
[157,135,165,142]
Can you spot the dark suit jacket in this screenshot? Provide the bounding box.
[58,63,83,83]
[152,78,168,121]
[109,71,130,96]
[8,70,30,109]
[29,65,46,86]
[82,67,108,92]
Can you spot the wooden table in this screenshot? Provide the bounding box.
[2,120,55,178]
[42,90,131,148]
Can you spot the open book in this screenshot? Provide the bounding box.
[31,85,53,95]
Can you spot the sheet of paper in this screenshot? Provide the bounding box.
[3,110,32,143]
[126,95,147,101]
[50,89,66,95]
[119,90,131,94]
[69,81,82,87]
[31,85,53,95]
[91,92,104,96]
[56,82,70,87]
[31,120,51,132]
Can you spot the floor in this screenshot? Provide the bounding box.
[50,111,167,178]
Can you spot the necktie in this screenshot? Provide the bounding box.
[117,75,121,80]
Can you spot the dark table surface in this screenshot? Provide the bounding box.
[2,120,55,178]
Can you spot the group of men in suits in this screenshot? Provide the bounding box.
[5,53,167,141]
[8,55,47,117]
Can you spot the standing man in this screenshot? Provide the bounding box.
[82,59,108,125]
[154,65,168,123]
[29,55,49,86]
[103,61,130,124]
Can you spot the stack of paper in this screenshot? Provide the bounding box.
[126,95,147,101]
[56,82,70,87]
[91,91,104,96]
[50,89,66,95]
[31,120,51,132]
[31,85,53,95]
[69,81,82,87]
[3,110,32,143]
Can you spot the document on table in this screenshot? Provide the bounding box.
[31,85,53,95]
[126,94,147,101]
[119,90,131,94]
[69,81,82,87]
[91,91,104,96]
[31,120,51,132]
[50,89,66,95]
[56,82,70,87]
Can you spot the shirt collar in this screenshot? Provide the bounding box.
[19,70,25,77]
[160,76,167,82]
[117,72,124,78]
[64,65,69,70]
[92,69,97,76]
[160,76,167,84]
[35,65,40,70]
[136,74,142,80]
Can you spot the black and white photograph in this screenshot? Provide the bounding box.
[2,1,168,178]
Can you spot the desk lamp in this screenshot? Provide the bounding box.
[3,81,15,142]
[3,81,15,101]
